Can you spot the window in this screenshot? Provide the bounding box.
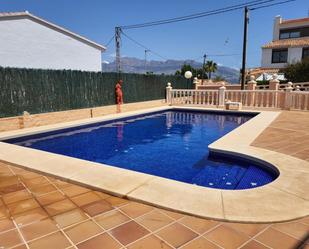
[279,26,309,39]
[279,31,300,39]
[272,49,288,63]
[303,47,309,59]
[290,31,301,38]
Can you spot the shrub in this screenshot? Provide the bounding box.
[281,58,309,82]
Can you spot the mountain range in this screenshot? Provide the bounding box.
[102,57,240,83]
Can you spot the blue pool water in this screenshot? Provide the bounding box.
[5,110,278,190]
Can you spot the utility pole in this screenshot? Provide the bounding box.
[115,27,122,73]
[144,49,150,74]
[241,6,249,90]
[202,54,207,82]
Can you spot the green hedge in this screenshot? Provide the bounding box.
[0,67,188,118]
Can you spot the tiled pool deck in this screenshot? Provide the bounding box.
[252,111,309,162]
[0,109,308,248]
[0,162,308,249]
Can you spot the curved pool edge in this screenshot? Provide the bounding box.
[0,106,308,223]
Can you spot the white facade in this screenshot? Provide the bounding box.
[261,15,309,69]
[261,47,303,68]
[0,12,105,72]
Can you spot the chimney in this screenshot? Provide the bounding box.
[273,15,282,41]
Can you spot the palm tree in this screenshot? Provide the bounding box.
[204,61,218,79]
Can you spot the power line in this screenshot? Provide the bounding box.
[121,31,167,60]
[120,0,281,29]
[104,35,115,47]
[115,0,296,72]
[249,0,295,10]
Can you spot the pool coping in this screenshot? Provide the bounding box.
[0,106,308,223]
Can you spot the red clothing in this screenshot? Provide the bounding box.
[115,82,123,104]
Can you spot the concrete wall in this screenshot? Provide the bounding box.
[272,15,282,41]
[0,18,102,71]
[261,47,303,68]
[0,100,166,132]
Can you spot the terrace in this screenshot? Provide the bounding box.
[0,67,308,248]
[0,100,308,248]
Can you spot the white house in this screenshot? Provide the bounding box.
[261,15,309,69]
[0,11,106,72]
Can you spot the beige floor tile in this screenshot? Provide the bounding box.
[24,176,50,188]
[44,199,76,216]
[61,185,90,197]
[224,222,269,237]
[20,218,59,241]
[127,235,172,249]
[0,217,15,233]
[0,205,9,219]
[110,220,150,245]
[119,202,153,218]
[77,233,121,249]
[93,191,111,199]
[71,191,101,207]
[239,240,270,249]
[94,210,130,230]
[271,221,309,240]
[155,222,198,248]
[255,227,301,249]
[13,207,49,226]
[30,183,57,196]
[135,210,174,232]
[11,244,28,249]
[300,216,309,225]
[0,182,25,195]
[81,199,113,217]
[36,191,66,206]
[64,220,103,244]
[181,237,220,249]
[2,189,32,205]
[7,198,40,215]
[28,231,71,249]
[179,216,219,234]
[204,225,250,249]
[105,196,130,207]
[52,208,88,228]
[0,229,23,248]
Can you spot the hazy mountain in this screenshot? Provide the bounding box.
[102,57,240,83]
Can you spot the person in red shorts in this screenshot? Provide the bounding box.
[115,79,123,105]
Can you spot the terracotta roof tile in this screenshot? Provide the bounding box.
[248,68,281,76]
[262,38,309,49]
[281,17,309,24]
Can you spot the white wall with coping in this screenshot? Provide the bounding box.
[0,18,102,71]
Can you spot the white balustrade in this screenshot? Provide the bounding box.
[167,82,309,111]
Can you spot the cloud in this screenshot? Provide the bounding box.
[102,60,110,64]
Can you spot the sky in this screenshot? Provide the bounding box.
[1,0,308,69]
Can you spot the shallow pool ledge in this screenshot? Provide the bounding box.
[209,110,309,222]
[0,107,308,223]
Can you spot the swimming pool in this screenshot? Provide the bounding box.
[5,110,278,190]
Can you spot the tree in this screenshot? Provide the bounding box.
[281,58,309,82]
[175,64,207,79]
[213,75,225,82]
[204,60,218,79]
